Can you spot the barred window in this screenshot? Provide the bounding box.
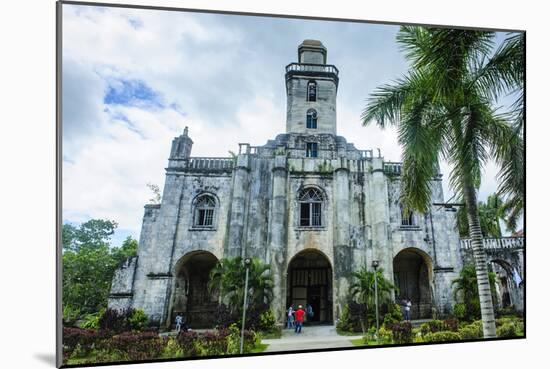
[306,109,318,129]
[307,81,317,102]
[299,188,323,227]
[400,205,416,227]
[194,195,216,227]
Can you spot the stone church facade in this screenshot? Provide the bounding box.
[109,40,464,327]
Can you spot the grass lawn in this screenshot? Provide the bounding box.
[249,343,269,353]
[350,338,366,346]
[260,329,282,339]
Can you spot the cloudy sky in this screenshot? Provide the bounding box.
[62,4,513,245]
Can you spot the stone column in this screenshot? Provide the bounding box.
[227,147,250,257]
[369,158,392,282]
[267,155,288,325]
[333,157,351,320]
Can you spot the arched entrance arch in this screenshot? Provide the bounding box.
[287,249,333,323]
[489,259,516,309]
[393,248,434,319]
[170,250,219,328]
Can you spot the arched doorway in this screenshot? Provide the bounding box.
[170,251,218,328]
[287,249,333,324]
[393,248,433,319]
[490,259,514,309]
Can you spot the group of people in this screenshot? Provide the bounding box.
[286,304,314,333]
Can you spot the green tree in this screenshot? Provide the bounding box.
[362,28,524,337]
[457,193,508,237]
[62,220,138,320]
[452,265,497,321]
[208,257,274,315]
[349,266,396,331]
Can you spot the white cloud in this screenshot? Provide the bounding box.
[62,4,507,241]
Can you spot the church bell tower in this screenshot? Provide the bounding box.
[285,40,339,135]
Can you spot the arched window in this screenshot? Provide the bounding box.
[307,81,317,102]
[299,187,323,227]
[194,195,216,227]
[400,204,416,227]
[306,109,318,129]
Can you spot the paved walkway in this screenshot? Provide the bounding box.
[263,325,363,352]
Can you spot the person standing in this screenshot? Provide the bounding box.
[294,305,306,333]
[175,313,183,332]
[404,298,412,322]
[287,306,295,329]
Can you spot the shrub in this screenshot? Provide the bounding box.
[497,321,522,338]
[110,331,164,361]
[162,337,184,359]
[176,331,200,356]
[337,303,366,333]
[259,309,277,332]
[128,309,149,331]
[63,305,81,327]
[453,303,466,320]
[420,320,444,336]
[214,304,238,329]
[390,321,413,344]
[458,325,482,340]
[79,310,104,330]
[423,331,462,343]
[336,304,354,333]
[99,308,130,333]
[443,317,459,332]
[383,304,403,329]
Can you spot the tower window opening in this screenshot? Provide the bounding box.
[306,109,318,129]
[400,205,416,227]
[194,195,216,227]
[307,81,317,102]
[306,142,318,158]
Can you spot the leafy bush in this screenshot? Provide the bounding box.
[214,304,237,329]
[423,331,462,342]
[258,309,277,332]
[337,303,366,333]
[383,303,403,329]
[80,310,103,330]
[443,317,459,332]
[162,337,184,359]
[99,308,130,333]
[458,325,482,340]
[420,320,444,336]
[453,303,466,320]
[128,309,149,331]
[390,321,413,344]
[497,321,522,338]
[63,305,81,327]
[109,331,165,361]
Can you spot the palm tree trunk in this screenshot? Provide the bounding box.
[463,181,497,338]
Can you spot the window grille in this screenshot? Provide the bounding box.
[306,109,318,129]
[299,188,323,227]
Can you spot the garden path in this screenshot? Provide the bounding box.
[263,325,362,352]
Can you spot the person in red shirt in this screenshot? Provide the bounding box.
[294,305,306,333]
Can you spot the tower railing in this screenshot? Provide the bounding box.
[285,63,339,76]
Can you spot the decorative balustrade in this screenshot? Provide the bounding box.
[460,237,524,251]
[184,157,234,171]
[384,162,402,175]
[285,63,339,76]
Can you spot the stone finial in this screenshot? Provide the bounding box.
[183,126,189,136]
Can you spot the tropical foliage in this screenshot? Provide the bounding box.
[348,266,396,331]
[208,256,274,316]
[452,265,497,321]
[362,27,524,337]
[62,220,138,322]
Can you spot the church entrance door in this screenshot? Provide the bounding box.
[287,249,332,324]
[170,251,219,329]
[393,248,433,319]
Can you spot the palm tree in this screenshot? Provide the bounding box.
[349,266,396,330]
[208,256,274,315]
[452,265,497,321]
[362,27,524,337]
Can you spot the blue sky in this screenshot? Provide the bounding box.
[62,4,517,245]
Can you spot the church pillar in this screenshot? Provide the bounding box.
[333,157,351,320]
[369,158,392,282]
[267,155,288,324]
[227,145,250,257]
